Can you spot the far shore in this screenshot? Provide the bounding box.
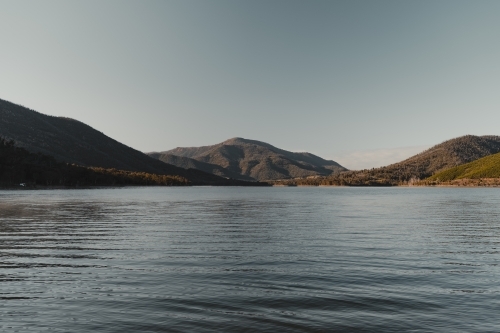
[0,183,271,190]
[2,181,499,190]
[269,177,500,188]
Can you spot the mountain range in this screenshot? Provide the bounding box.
[2,96,500,187]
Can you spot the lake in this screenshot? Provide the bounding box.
[1,187,499,332]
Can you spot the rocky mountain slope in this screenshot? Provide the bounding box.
[149,137,347,181]
[274,135,500,186]
[0,98,260,185]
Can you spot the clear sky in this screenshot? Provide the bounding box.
[1,0,499,169]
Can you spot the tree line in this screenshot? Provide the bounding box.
[0,137,189,187]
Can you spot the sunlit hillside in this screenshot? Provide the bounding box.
[427,152,500,181]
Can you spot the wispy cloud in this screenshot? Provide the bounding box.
[333,145,431,171]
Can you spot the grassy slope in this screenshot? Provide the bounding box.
[427,152,500,181]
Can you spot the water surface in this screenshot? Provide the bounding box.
[1,187,499,332]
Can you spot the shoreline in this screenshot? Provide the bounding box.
[273,184,500,188]
[2,183,499,190]
[0,183,271,190]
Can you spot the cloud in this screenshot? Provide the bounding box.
[333,145,431,170]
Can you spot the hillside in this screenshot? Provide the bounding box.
[147,153,256,181]
[274,135,500,186]
[426,152,500,181]
[0,98,260,185]
[149,137,347,181]
[0,137,188,187]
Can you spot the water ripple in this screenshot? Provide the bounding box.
[0,187,499,332]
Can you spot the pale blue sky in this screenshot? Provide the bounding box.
[1,0,499,169]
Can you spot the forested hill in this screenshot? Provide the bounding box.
[0,98,258,185]
[0,137,189,187]
[275,135,500,186]
[0,98,187,173]
[149,137,347,181]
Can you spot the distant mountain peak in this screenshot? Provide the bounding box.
[149,138,347,181]
[222,137,269,146]
[223,137,246,143]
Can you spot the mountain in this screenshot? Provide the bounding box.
[148,137,347,181]
[275,135,500,186]
[426,151,500,181]
[0,98,263,185]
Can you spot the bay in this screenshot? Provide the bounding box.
[0,187,499,332]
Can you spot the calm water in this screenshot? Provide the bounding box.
[0,187,499,332]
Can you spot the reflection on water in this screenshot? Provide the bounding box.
[0,187,499,332]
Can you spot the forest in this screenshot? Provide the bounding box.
[0,137,189,187]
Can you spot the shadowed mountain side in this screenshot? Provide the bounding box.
[147,153,255,181]
[0,98,264,185]
[152,137,347,181]
[0,137,189,187]
[273,135,500,186]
